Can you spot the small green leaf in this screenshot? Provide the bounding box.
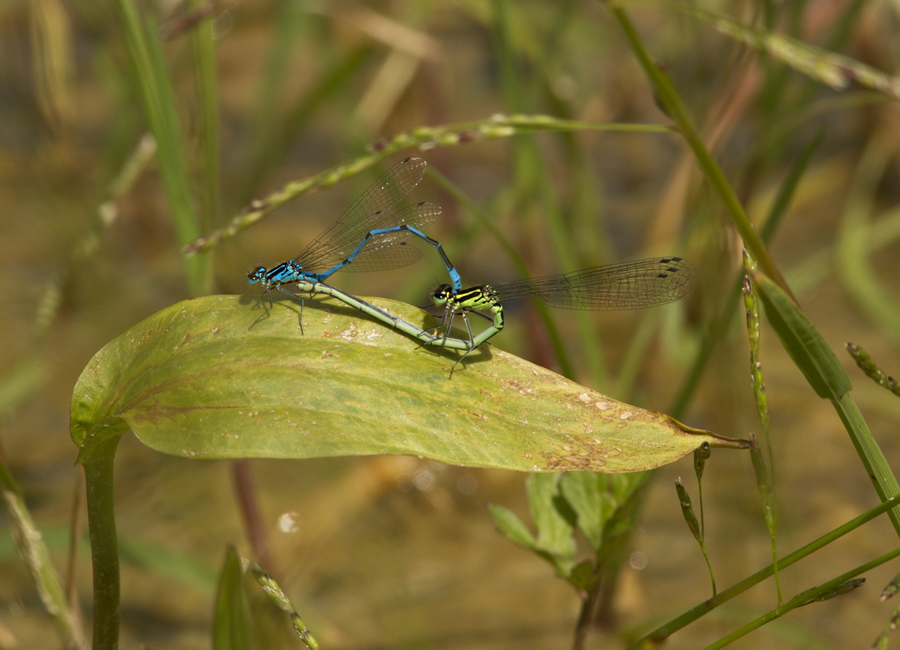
[755,274,852,401]
[528,474,575,550]
[489,504,538,549]
[560,472,647,554]
[213,546,251,650]
[521,474,576,576]
[70,295,746,471]
[559,472,607,550]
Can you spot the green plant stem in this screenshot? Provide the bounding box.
[83,435,124,650]
[573,582,603,650]
[116,0,207,294]
[604,2,790,298]
[628,495,900,648]
[705,545,900,649]
[189,0,220,233]
[668,130,820,418]
[756,272,900,536]
[184,116,668,255]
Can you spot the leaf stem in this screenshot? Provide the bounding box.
[83,434,124,650]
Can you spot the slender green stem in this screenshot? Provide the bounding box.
[189,0,220,233]
[628,495,900,648]
[604,3,790,297]
[83,434,125,650]
[705,545,900,649]
[572,581,603,650]
[185,116,668,256]
[668,128,821,418]
[116,0,207,294]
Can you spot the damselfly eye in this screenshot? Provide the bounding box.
[247,267,267,283]
[432,284,452,305]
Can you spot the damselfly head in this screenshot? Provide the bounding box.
[247,267,267,285]
[431,284,453,306]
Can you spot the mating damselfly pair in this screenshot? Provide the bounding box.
[247,156,695,377]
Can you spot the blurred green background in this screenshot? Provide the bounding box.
[2,0,900,648]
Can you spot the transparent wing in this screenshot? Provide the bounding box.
[297,157,429,274]
[339,202,443,273]
[490,257,696,310]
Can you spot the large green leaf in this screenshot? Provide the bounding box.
[70,294,747,472]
